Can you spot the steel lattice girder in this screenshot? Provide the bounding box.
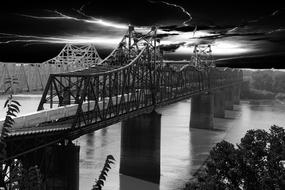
[0,44,102,94]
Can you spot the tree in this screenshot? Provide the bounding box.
[272,72,285,93]
[251,71,273,91]
[185,126,285,190]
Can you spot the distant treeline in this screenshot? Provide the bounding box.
[251,70,285,93]
[241,70,285,100]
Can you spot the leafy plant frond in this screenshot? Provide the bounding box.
[4,99,10,108]
[9,104,20,113]
[7,110,17,117]
[7,107,19,114]
[92,155,115,190]
[1,94,21,160]
[11,100,21,106]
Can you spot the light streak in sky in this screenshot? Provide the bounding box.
[1,9,174,47]
[19,10,128,30]
[0,33,121,46]
[79,0,92,12]
[18,9,163,34]
[148,0,192,26]
[160,1,192,25]
[177,40,253,55]
[271,10,279,16]
[3,5,269,56]
[228,27,239,33]
[267,28,285,34]
[211,40,253,55]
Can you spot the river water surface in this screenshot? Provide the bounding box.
[1,95,285,190]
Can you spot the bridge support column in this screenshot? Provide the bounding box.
[120,111,161,183]
[214,90,225,118]
[190,92,214,129]
[224,87,234,110]
[43,142,80,190]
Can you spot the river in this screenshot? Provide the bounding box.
[1,95,285,190]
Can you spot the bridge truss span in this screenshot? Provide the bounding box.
[37,26,161,130]
[0,26,244,172]
[35,26,243,135]
[0,44,102,94]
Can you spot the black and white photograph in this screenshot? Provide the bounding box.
[0,1,285,189]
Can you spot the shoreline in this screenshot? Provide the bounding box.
[180,106,243,189]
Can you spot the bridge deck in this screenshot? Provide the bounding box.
[60,65,122,76]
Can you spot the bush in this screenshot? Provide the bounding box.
[185,125,285,190]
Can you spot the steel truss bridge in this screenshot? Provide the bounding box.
[0,44,102,94]
[0,26,243,187]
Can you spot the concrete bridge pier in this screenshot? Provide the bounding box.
[20,142,79,190]
[190,92,214,130]
[120,111,161,183]
[224,87,234,110]
[20,142,80,190]
[43,142,80,190]
[214,89,225,118]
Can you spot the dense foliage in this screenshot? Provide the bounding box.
[241,70,285,100]
[185,125,285,190]
[251,70,285,94]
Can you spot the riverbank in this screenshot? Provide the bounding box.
[241,78,285,101]
[241,87,285,104]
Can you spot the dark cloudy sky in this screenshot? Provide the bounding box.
[0,0,284,68]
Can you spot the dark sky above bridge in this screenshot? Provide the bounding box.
[0,0,284,68]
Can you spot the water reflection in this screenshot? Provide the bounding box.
[120,112,161,184]
[120,175,159,190]
[85,133,95,160]
[100,128,108,147]
[189,128,225,175]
